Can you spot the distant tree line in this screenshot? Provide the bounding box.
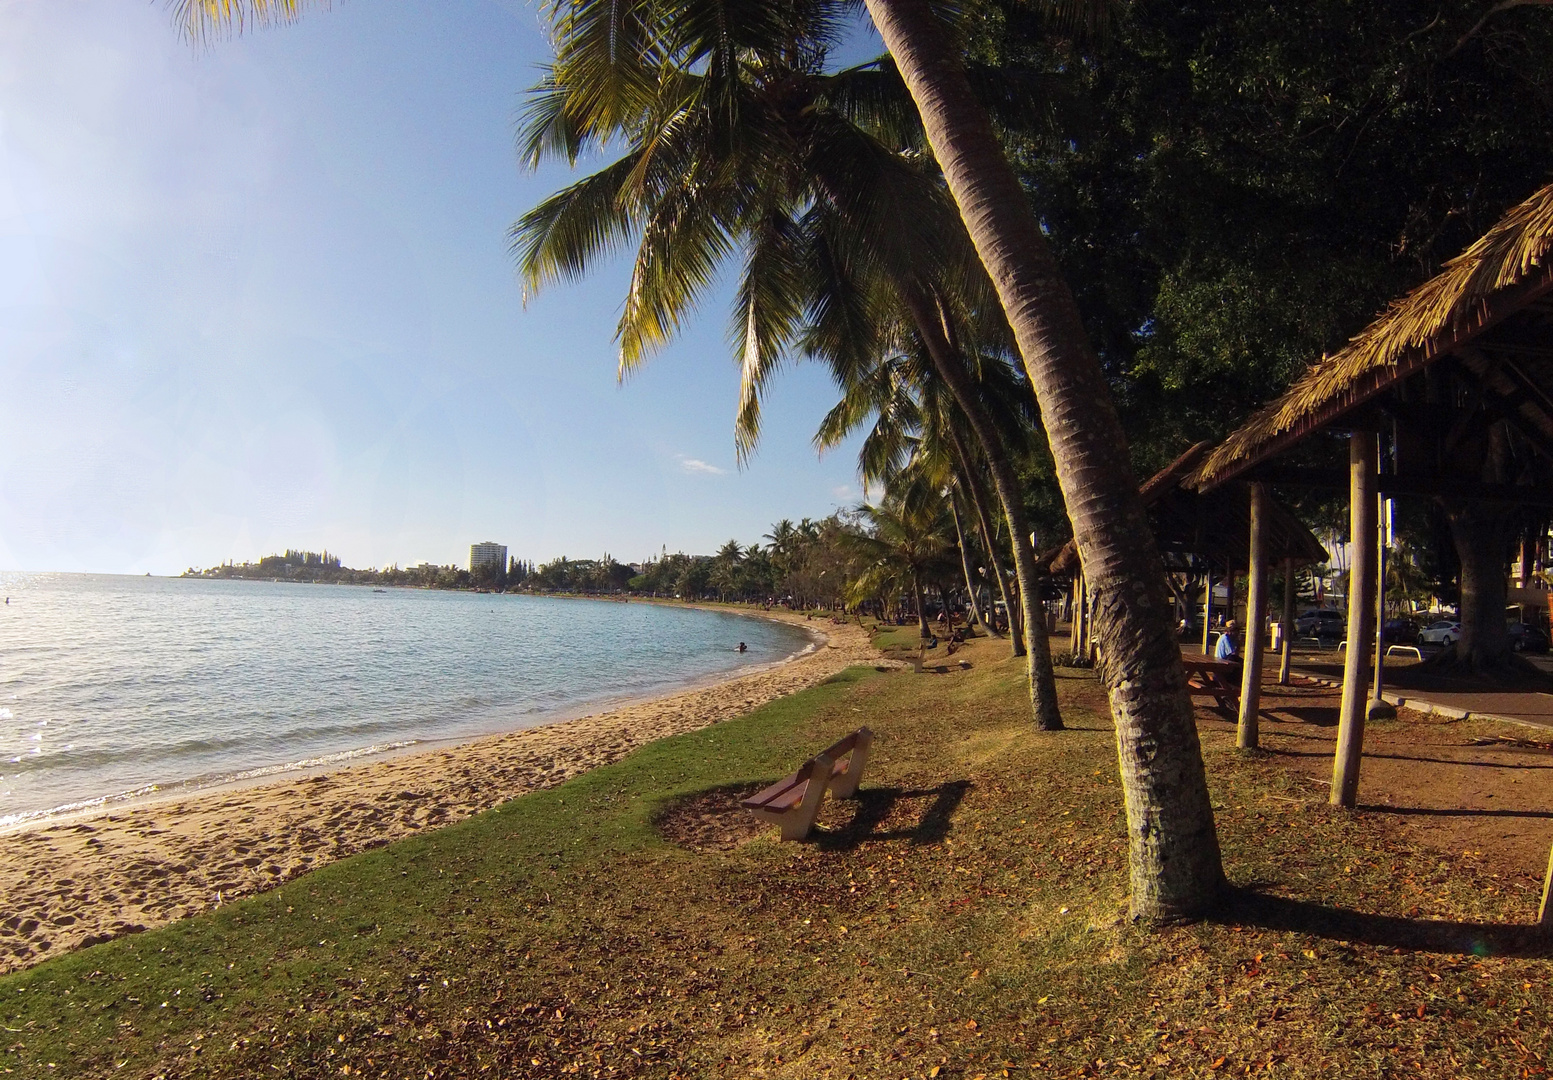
[184,550,474,590]
[177,507,1005,626]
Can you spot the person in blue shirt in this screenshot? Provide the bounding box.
[1215,618,1243,682]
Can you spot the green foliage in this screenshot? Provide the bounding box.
[976,0,1553,471]
[524,554,636,594]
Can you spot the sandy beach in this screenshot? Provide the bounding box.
[0,611,883,975]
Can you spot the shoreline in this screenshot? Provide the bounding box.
[0,610,883,975]
[0,597,822,835]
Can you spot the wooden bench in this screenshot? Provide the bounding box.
[740,728,874,841]
[1181,655,1240,713]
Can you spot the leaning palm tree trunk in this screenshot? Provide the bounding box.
[949,431,1015,646]
[906,290,1062,730]
[864,0,1223,917]
[950,432,1024,649]
[948,491,988,631]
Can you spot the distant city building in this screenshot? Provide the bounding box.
[470,542,507,573]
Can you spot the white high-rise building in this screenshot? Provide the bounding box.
[469,542,507,573]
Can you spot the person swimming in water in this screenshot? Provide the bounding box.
[736,642,748,653]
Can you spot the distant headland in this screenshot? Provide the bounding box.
[179,518,855,608]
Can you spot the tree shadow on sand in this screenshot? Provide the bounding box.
[813,780,972,851]
[1213,885,1553,958]
[1357,803,1553,820]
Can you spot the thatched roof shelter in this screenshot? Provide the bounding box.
[1193,182,1553,492]
[1049,442,1327,576]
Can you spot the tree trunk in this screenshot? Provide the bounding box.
[949,432,1014,645]
[862,0,1223,918]
[949,491,987,631]
[1446,501,1513,672]
[909,292,1062,730]
[912,572,930,639]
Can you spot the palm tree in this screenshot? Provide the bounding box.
[515,9,1065,727]
[843,479,957,637]
[805,274,1065,730]
[711,539,745,601]
[859,0,1224,916]
[177,0,1221,920]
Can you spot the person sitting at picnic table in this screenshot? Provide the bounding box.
[1215,618,1243,682]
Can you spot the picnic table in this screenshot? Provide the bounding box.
[1181,655,1240,713]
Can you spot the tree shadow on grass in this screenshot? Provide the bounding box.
[813,780,972,852]
[1213,885,1553,958]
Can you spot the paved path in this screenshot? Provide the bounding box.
[1292,658,1553,730]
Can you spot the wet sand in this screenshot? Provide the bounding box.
[0,611,883,974]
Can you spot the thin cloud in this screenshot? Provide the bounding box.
[679,457,728,476]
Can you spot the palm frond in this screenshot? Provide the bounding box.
[817,60,923,151]
[550,0,663,134]
[510,153,644,295]
[733,206,810,457]
[517,73,588,169]
[617,180,740,371]
[171,0,326,44]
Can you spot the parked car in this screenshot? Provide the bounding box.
[1294,609,1345,637]
[1508,622,1551,654]
[1416,620,1461,647]
[1382,617,1420,644]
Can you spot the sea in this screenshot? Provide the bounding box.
[0,573,815,829]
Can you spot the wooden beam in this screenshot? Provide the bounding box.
[1197,264,1553,492]
[1333,432,1378,808]
[1238,483,1268,749]
[1246,466,1553,506]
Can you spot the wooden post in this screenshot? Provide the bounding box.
[1332,430,1378,808]
[1540,841,1553,928]
[1074,575,1088,656]
[1201,564,1214,655]
[1238,483,1268,749]
[1069,578,1081,654]
[1369,494,1396,721]
[1088,588,1099,663]
[1278,557,1295,685]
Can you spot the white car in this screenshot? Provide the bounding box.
[1416,620,1461,647]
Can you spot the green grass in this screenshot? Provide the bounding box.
[870,623,927,651]
[4,644,1552,1079]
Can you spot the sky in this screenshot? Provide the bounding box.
[0,0,878,574]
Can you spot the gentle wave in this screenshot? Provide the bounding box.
[0,739,422,829]
[0,576,813,825]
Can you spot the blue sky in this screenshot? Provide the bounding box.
[0,0,877,574]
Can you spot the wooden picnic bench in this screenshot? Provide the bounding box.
[1181,655,1240,713]
[740,727,873,841]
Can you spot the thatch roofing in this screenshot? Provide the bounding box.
[1194,182,1553,490]
[1048,442,1327,576]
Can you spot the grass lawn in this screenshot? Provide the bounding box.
[4,638,1552,1078]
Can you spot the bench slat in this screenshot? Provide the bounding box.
[742,774,806,811]
[740,727,872,840]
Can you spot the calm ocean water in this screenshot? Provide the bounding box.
[0,574,814,828]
